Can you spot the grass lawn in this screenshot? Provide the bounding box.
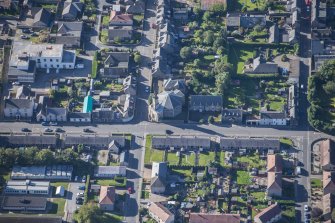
[170,167,192,178]
[218,151,226,167]
[198,152,215,166]
[167,152,179,165]
[150,149,164,163]
[237,170,250,185]
[311,178,322,188]
[96,178,126,187]
[280,137,294,147]
[141,190,150,199]
[239,0,266,10]
[251,191,266,202]
[49,198,66,216]
[144,135,152,165]
[102,15,109,26]
[100,29,108,43]
[103,213,123,222]
[237,153,266,169]
[183,152,196,165]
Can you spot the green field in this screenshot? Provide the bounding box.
[237,170,250,185]
[167,152,179,165]
[198,152,215,166]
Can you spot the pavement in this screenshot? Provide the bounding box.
[64,181,85,222]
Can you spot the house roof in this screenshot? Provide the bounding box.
[151,162,167,179]
[201,0,226,10]
[163,78,187,92]
[269,25,279,43]
[189,213,240,223]
[323,171,335,191]
[4,98,34,110]
[189,95,223,108]
[57,22,83,36]
[104,52,130,67]
[34,8,51,27]
[151,176,166,188]
[68,112,91,119]
[156,90,185,111]
[108,26,133,40]
[99,186,115,205]
[0,0,11,9]
[94,166,126,175]
[62,1,83,18]
[0,215,62,223]
[222,109,243,117]
[148,202,173,222]
[16,85,31,99]
[252,57,278,74]
[267,154,282,172]
[323,193,335,217]
[108,140,120,151]
[151,135,211,148]
[83,95,93,113]
[46,107,67,116]
[109,11,133,23]
[267,172,282,191]
[126,0,145,14]
[64,135,125,147]
[321,139,335,167]
[254,203,282,223]
[260,111,286,119]
[220,137,280,149]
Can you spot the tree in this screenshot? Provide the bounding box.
[332,208,335,222]
[36,149,54,165]
[324,81,335,95]
[281,54,288,62]
[208,116,214,124]
[74,203,103,223]
[180,47,192,60]
[193,59,201,67]
[203,30,215,45]
[213,37,225,50]
[193,7,202,18]
[61,148,78,163]
[254,25,263,33]
[211,3,226,15]
[134,53,141,64]
[203,11,211,21]
[293,43,299,55]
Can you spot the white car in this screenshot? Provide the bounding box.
[304,205,309,211]
[77,192,84,197]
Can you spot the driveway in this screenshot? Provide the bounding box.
[64,182,85,222]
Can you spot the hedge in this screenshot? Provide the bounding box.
[91,52,98,79]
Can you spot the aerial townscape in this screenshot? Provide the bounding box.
[0,0,334,222]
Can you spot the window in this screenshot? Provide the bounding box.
[50,59,53,62]
[56,59,59,62]
[57,65,59,68]
[37,59,41,62]
[69,65,72,68]
[44,59,46,62]
[51,65,53,68]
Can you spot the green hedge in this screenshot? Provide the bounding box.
[91,52,98,79]
[84,174,90,204]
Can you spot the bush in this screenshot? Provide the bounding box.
[91,51,98,79]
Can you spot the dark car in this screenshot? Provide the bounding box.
[21,128,30,132]
[165,130,173,135]
[44,128,53,133]
[83,128,93,133]
[76,199,83,205]
[41,122,49,126]
[55,128,64,133]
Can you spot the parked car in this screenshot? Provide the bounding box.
[165,130,173,135]
[145,86,150,93]
[304,205,309,211]
[22,29,31,34]
[77,192,84,197]
[55,128,64,133]
[83,128,93,133]
[128,187,134,194]
[50,122,58,126]
[44,128,53,132]
[20,35,29,39]
[78,186,85,190]
[21,128,30,132]
[76,199,83,205]
[31,32,38,37]
[41,122,49,126]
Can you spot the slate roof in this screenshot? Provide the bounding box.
[99,186,115,205]
[4,98,34,110]
[163,78,187,92]
[254,203,282,223]
[151,135,211,148]
[267,154,283,172]
[156,90,185,111]
[222,109,243,117]
[34,8,51,27]
[126,0,145,14]
[108,140,120,151]
[0,135,57,146]
[220,137,280,149]
[57,21,83,36]
[189,95,223,107]
[64,135,126,147]
[46,107,67,116]
[16,85,31,99]
[251,57,278,74]
[151,176,166,188]
[104,52,130,67]
[108,26,133,40]
[68,112,91,119]
[189,213,240,223]
[62,0,83,18]
[260,111,286,119]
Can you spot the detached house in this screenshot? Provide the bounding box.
[323,171,335,195]
[320,139,335,171]
[51,22,83,48]
[99,186,115,211]
[108,26,133,43]
[151,162,167,194]
[100,52,130,79]
[148,202,175,223]
[62,0,83,21]
[189,95,223,112]
[126,0,145,14]
[244,57,278,75]
[109,11,133,26]
[149,90,185,122]
[254,203,282,223]
[33,8,51,29]
[4,98,35,120]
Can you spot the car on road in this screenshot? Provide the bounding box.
[44,128,53,132]
[77,192,84,197]
[78,185,85,190]
[83,128,93,133]
[165,130,173,135]
[41,122,49,126]
[50,122,58,126]
[55,128,64,133]
[306,6,310,12]
[21,128,30,132]
[304,205,309,211]
[20,35,29,39]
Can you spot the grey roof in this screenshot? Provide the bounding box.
[226,13,240,27]
[220,137,280,149]
[269,25,279,44]
[289,58,300,81]
[64,135,125,147]
[151,176,166,188]
[94,166,126,175]
[163,78,187,92]
[8,60,36,80]
[126,0,145,14]
[16,85,31,99]
[0,135,57,146]
[62,1,83,18]
[104,52,130,67]
[92,108,115,120]
[222,109,243,117]
[69,112,91,119]
[33,8,51,27]
[251,57,278,74]
[240,14,266,28]
[55,21,83,45]
[157,90,185,110]
[46,107,67,116]
[189,95,223,107]
[108,26,133,40]
[151,135,211,148]
[0,216,62,223]
[255,204,282,222]
[4,98,34,109]
[260,111,286,119]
